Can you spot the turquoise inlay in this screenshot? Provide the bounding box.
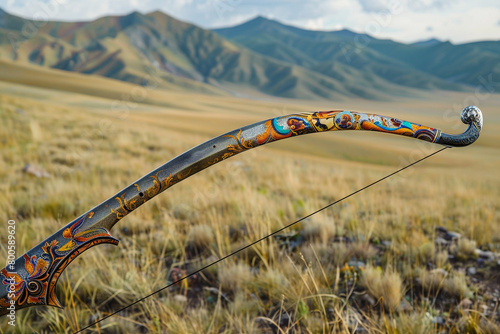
[372,119,413,132]
[272,118,291,135]
[401,121,414,129]
[272,117,310,135]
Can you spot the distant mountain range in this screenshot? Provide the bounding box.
[0,8,498,100]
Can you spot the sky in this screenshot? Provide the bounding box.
[1,0,499,44]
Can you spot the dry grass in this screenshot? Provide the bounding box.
[219,262,253,292]
[442,271,472,299]
[450,237,478,261]
[187,224,215,250]
[359,266,404,312]
[0,70,499,333]
[301,214,336,244]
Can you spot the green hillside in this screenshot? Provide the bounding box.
[215,16,500,90]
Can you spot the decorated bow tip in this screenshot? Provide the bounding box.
[0,105,483,317]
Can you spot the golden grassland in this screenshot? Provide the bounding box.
[0,66,499,333]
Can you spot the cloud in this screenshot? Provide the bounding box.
[357,0,455,13]
[369,3,500,43]
[356,0,395,13]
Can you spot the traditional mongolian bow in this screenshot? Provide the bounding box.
[1,106,483,318]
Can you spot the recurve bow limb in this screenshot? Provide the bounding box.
[0,106,483,316]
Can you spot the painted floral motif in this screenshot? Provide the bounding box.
[256,117,311,144]
[1,240,59,308]
[335,111,355,129]
[222,110,440,154]
[360,115,439,142]
[58,216,116,253]
[0,213,117,314]
[224,129,255,154]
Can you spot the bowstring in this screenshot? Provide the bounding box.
[73,146,450,333]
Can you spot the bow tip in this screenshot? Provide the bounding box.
[461,105,483,131]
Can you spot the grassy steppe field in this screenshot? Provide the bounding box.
[0,64,499,333]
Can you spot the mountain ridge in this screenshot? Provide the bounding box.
[215,16,499,90]
[1,8,497,100]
